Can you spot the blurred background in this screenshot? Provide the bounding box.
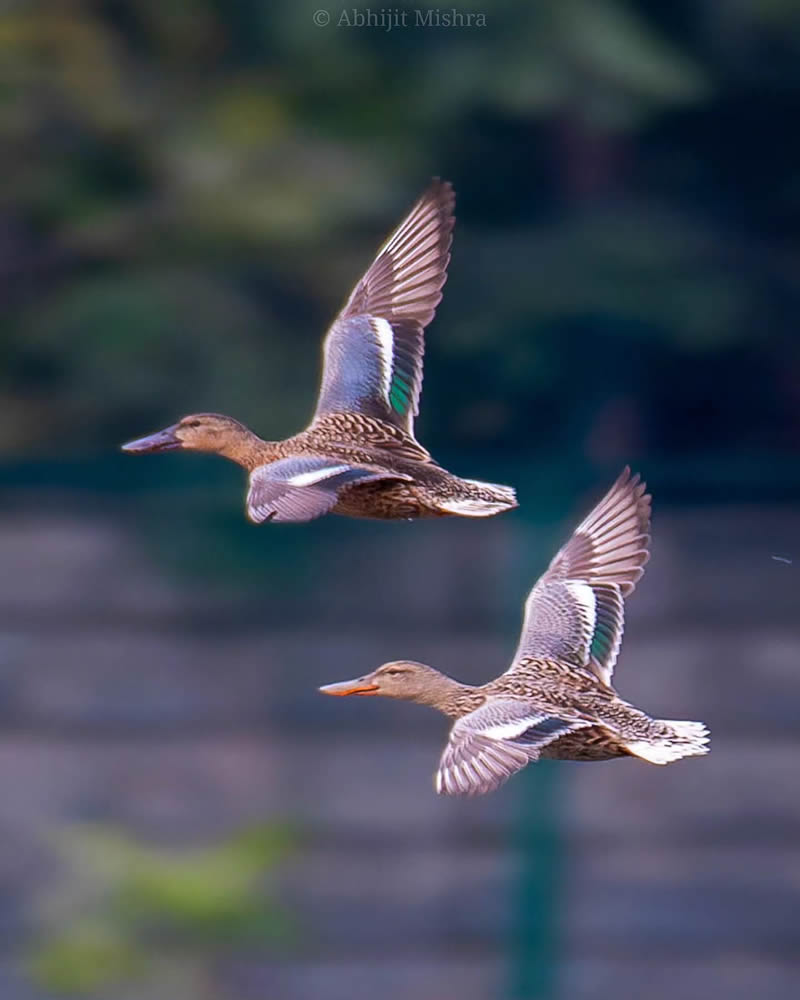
[1,1,799,997]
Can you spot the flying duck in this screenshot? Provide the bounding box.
[320,468,709,795]
[122,181,517,523]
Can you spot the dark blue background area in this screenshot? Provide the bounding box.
[1,2,798,998]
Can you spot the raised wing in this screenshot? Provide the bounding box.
[436,698,589,796]
[246,455,410,524]
[510,467,651,686]
[313,179,455,439]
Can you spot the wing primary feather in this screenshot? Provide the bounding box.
[314,180,455,436]
[509,468,652,683]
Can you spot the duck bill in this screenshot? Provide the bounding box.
[319,678,379,697]
[121,424,181,454]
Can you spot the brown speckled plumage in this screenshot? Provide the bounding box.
[320,468,710,795]
[122,181,517,523]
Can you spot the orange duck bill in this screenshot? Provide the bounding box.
[318,677,380,696]
[121,424,181,454]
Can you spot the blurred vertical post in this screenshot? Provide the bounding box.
[503,482,570,999]
[507,763,563,999]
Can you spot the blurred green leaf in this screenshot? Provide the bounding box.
[28,823,295,995]
[29,925,144,995]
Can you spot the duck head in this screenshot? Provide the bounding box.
[319,660,459,708]
[122,413,252,457]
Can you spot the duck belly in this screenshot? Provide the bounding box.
[332,479,448,519]
[539,726,627,761]
[333,470,518,519]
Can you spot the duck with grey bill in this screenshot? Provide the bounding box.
[121,181,517,524]
[320,468,709,796]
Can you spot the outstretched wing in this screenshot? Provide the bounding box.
[510,467,651,686]
[246,455,410,524]
[436,698,590,797]
[313,179,455,439]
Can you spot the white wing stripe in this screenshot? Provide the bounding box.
[286,464,352,488]
[370,316,394,403]
[483,718,544,740]
[566,581,596,643]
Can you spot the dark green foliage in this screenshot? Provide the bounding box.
[2,0,798,465]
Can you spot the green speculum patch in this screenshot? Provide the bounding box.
[590,625,613,662]
[389,371,411,414]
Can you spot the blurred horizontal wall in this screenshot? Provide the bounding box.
[0,486,797,999]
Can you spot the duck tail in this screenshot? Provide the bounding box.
[435,478,518,518]
[625,719,710,765]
